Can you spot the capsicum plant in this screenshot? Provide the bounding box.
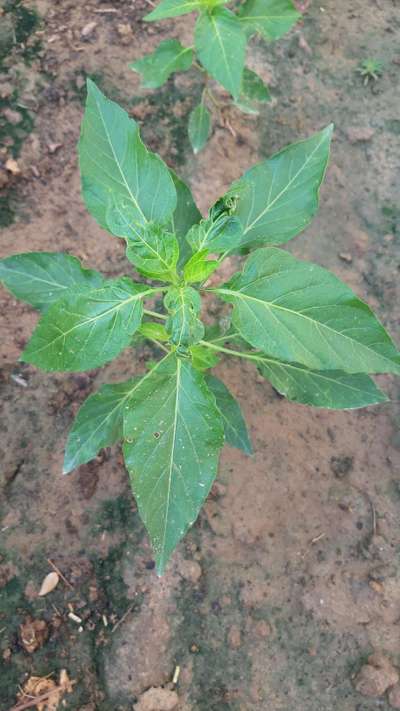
[130,0,302,152]
[1,81,399,574]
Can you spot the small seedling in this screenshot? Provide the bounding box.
[357,58,384,85]
[130,0,302,152]
[1,81,399,573]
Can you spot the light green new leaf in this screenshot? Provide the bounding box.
[123,353,224,574]
[206,374,253,453]
[144,0,203,21]
[239,0,301,41]
[0,252,103,311]
[107,197,179,282]
[183,250,218,284]
[215,248,400,375]
[64,378,139,473]
[22,278,152,372]
[195,8,246,100]
[168,171,202,269]
[164,286,205,349]
[236,67,271,114]
[229,125,333,249]
[79,79,176,233]
[139,322,169,342]
[188,103,211,154]
[185,214,242,254]
[130,40,193,89]
[190,344,220,370]
[257,358,388,409]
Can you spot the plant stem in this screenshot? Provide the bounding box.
[144,309,167,321]
[200,340,264,363]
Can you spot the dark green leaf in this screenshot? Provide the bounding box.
[22,278,152,372]
[185,213,243,254]
[190,344,220,370]
[164,286,205,349]
[183,250,218,283]
[130,40,193,89]
[215,248,400,375]
[195,8,246,100]
[63,378,139,473]
[144,0,204,21]
[107,197,179,282]
[188,103,212,153]
[257,358,388,409]
[229,125,333,249]
[168,171,202,269]
[206,374,253,453]
[0,252,103,311]
[123,353,224,574]
[239,0,301,41]
[236,67,271,113]
[79,79,176,233]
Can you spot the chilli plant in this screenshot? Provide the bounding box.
[1,81,399,574]
[130,0,302,152]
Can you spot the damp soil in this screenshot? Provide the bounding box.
[0,0,400,709]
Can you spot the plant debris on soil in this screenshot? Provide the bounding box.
[0,0,399,709]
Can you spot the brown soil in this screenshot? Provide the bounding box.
[1,0,400,709]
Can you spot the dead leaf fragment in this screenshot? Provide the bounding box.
[38,572,59,596]
[81,21,97,38]
[16,670,74,711]
[5,158,21,175]
[19,617,49,653]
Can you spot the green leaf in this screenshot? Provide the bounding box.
[239,0,301,41]
[188,103,211,154]
[257,358,388,409]
[22,278,152,372]
[130,40,193,89]
[206,374,253,453]
[183,250,218,284]
[107,197,179,282]
[0,252,103,311]
[79,79,176,233]
[144,0,204,21]
[215,248,400,375]
[235,67,271,113]
[168,171,202,269]
[139,322,169,342]
[64,378,138,473]
[185,213,242,254]
[190,344,220,370]
[123,353,224,574]
[195,8,247,100]
[164,286,205,349]
[229,125,333,249]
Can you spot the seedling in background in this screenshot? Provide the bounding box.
[130,0,302,153]
[357,58,384,85]
[1,81,399,573]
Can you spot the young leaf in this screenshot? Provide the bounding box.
[64,378,139,473]
[235,67,271,113]
[144,0,204,21]
[183,250,218,284]
[206,374,253,453]
[130,40,193,89]
[168,171,202,269]
[22,278,152,372]
[123,353,224,574]
[239,0,301,41]
[257,358,388,409]
[185,213,242,254]
[190,344,220,370]
[0,252,103,311]
[164,286,205,349]
[188,103,212,154]
[79,79,176,233]
[215,248,400,375]
[139,322,169,342]
[107,197,179,282]
[195,8,246,100]
[229,125,333,249]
